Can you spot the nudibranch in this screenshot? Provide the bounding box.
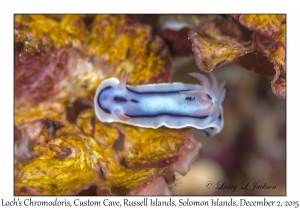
[94,72,226,136]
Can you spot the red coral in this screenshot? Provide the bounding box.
[188,29,253,71]
[235,52,275,76]
[199,19,242,40]
[14,31,71,103]
[188,15,286,98]
[161,27,193,56]
[233,15,286,98]
[233,14,285,37]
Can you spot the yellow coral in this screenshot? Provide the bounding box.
[88,15,167,85]
[15,14,168,85]
[14,102,66,126]
[238,14,285,36]
[15,126,159,195]
[14,15,171,126]
[15,130,107,195]
[117,124,190,167]
[76,109,119,147]
[15,109,195,195]
[77,109,192,168]
[14,15,191,195]
[188,30,253,71]
[269,23,286,98]
[268,23,286,66]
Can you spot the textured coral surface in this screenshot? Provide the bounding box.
[15,109,200,195]
[188,15,286,98]
[14,14,172,126]
[14,15,198,195]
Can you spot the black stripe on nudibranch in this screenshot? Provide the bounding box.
[131,99,139,103]
[126,87,191,95]
[98,86,112,114]
[126,113,209,119]
[114,96,127,102]
[185,97,195,100]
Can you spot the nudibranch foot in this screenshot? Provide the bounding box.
[94,72,226,136]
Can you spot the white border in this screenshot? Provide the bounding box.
[2,0,297,209]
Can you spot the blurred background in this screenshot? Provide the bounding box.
[172,60,286,195]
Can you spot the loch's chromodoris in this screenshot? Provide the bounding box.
[94,72,226,136]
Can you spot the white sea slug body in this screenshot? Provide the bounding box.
[94,72,226,136]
